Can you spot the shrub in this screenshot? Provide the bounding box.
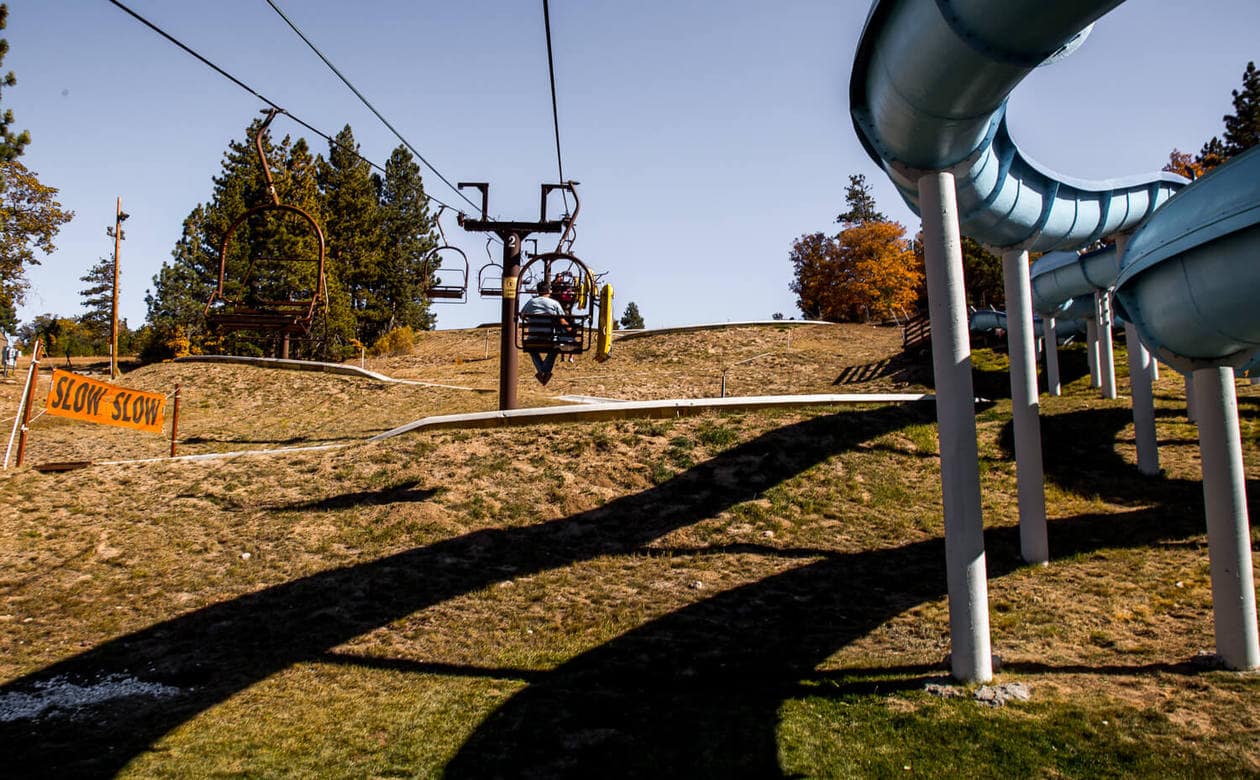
[369,326,416,357]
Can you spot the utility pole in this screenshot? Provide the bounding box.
[458,182,574,411]
[105,197,130,378]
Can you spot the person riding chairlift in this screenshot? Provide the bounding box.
[553,275,579,363]
[520,279,571,385]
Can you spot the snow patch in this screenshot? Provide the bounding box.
[0,674,181,722]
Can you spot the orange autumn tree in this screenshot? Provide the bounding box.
[790,174,922,322]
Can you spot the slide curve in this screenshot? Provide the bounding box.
[849,0,1185,253]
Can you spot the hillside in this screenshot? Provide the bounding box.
[0,323,1257,777]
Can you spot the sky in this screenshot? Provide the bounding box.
[5,0,1259,334]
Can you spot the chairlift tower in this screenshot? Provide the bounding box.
[457,181,575,410]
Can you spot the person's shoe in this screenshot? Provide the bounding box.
[540,371,553,386]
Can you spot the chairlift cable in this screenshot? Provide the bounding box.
[541,0,570,215]
[262,0,482,215]
[104,0,465,215]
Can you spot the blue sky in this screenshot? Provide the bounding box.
[5,0,1259,333]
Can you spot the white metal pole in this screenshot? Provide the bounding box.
[1096,290,1117,400]
[1114,236,1158,476]
[1185,373,1197,423]
[1001,248,1048,564]
[1125,320,1159,475]
[918,171,993,684]
[1193,366,1260,670]
[1042,316,1061,397]
[1151,359,1160,382]
[1087,319,1100,388]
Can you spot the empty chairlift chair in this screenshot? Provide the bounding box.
[204,109,327,344]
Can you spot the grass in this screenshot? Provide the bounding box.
[0,325,1258,777]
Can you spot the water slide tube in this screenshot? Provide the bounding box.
[850,1,1185,252]
[1030,244,1127,395]
[1030,245,1116,314]
[850,0,1257,675]
[968,309,1085,342]
[1113,146,1260,372]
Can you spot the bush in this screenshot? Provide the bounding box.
[369,326,416,357]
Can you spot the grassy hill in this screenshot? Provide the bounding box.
[0,323,1257,777]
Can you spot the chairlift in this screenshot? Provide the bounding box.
[204,108,326,338]
[515,252,604,355]
[423,206,469,303]
[425,247,470,303]
[478,237,504,297]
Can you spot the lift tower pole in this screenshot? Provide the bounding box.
[458,182,573,411]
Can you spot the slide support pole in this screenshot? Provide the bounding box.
[1001,248,1048,564]
[1043,316,1061,397]
[918,171,992,684]
[1096,290,1117,399]
[1193,366,1259,670]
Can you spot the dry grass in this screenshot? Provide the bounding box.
[0,327,1258,777]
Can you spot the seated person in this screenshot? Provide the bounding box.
[520,280,570,385]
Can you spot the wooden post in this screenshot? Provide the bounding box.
[15,341,44,468]
[170,384,181,457]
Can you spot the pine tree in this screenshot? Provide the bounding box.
[0,5,30,161]
[144,118,333,359]
[379,145,438,332]
[78,255,114,344]
[834,174,887,227]
[619,301,644,329]
[1222,61,1260,158]
[320,125,385,344]
[143,205,216,359]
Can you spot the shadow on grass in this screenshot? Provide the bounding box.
[0,405,927,775]
[266,481,438,511]
[180,434,369,446]
[441,499,1212,778]
[0,401,1222,776]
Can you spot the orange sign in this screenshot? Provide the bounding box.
[44,369,166,434]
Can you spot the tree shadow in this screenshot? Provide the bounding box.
[265,480,438,511]
[0,404,929,776]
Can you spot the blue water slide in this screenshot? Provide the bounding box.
[849,0,1186,252]
[969,308,1088,343]
[1113,146,1260,371]
[1029,244,1119,316]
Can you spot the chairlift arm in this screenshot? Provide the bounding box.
[255,107,282,207]
[457,182,489,222]
[540,181,580,251]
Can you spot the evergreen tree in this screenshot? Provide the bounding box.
[379,145,438,332]
[960,236,1003,310]
[619,301,645,329]
[78,255,114,344]
[143,205,216,359]
[320,125,385,343]
[0,4,30,161]
[144,118,332,359]
[834,174,887,227]
[1197,136,1229,171]
[1222,61,1260,157]
[0,297,15,334]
